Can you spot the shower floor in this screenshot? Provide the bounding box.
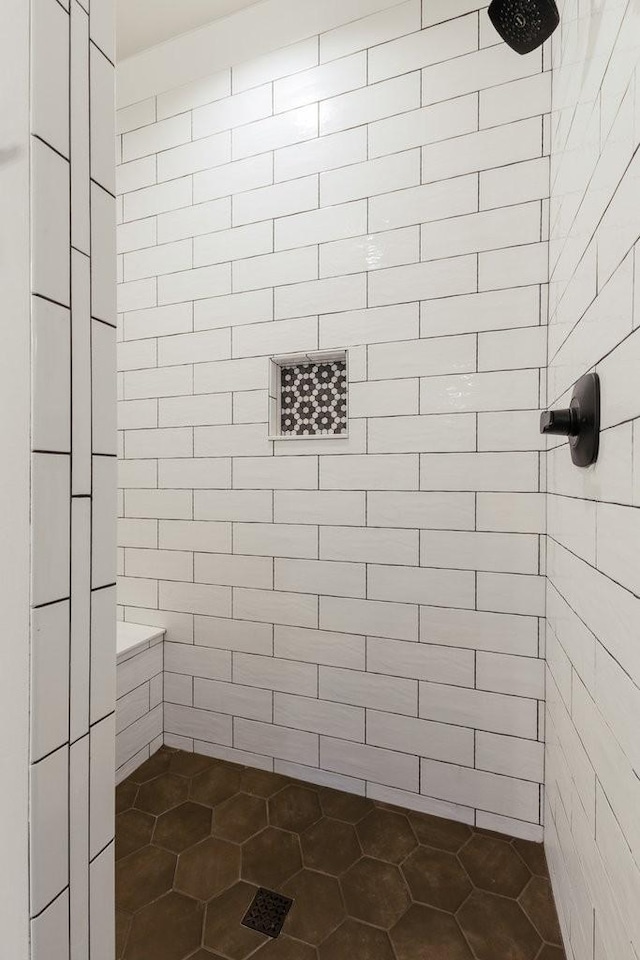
[115,746,565,960]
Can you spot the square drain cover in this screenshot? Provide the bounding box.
[241,888,294,939]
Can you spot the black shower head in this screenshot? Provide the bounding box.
[488,0,560,55]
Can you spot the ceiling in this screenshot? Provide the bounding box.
[117,0,263,60]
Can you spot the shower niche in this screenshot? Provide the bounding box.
[268,349,349,441]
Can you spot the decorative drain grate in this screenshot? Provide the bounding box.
[241,888,294,939]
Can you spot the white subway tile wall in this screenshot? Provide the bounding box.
[116,639,164,782]
[30,0,116,953]
[117,1,549,834]
[545,2,640,959]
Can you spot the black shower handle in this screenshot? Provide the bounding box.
[539,407,578,437]
[539,373,600,467]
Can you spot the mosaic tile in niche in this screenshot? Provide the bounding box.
[280,360,347,437]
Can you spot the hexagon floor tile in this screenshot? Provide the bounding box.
[356,808,417,864]
[116,746,567,960]
[281,869,345,945]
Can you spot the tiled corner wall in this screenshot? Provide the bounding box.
[116,638,164,783]
[545,1,640,958]
[29,0,117,956]
[116,0,550,838]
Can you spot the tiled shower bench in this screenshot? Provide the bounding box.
[116,622,165,783]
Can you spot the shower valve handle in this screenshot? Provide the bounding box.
[539,373,600,468]
[539,407,578,437]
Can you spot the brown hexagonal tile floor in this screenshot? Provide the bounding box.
[214,793,267,843]
[513,838,550,877]
[459,833,532,898]
[135,773,189,816]
[240,767,290,798]
[254,935,317,959]
[319,919,395,960]
[282,869,345,945]
[519,876,563,945]
[169,751,216,779]
[458,889,542,960]
[341,857,410,928]
[402,846,472,912]
[318,788,373,823]
[301,817,361,875]
[175,837,241,900]
[154,802,212,854]
[408,811,472,852]
[537,947,566,960]
[116,748,567,959]
[124,891,203,960]
[116,845,177,913]
[391,904,474,960]
[191,762,242,807]
[116,909,131,960]
[128,749,172,784]
[356,808,417,864]
[242,827,302,889]
[116,809,155,861]
[187,952,226,960]
[117,780,138,815]
[204,882,267,958]
[269,784,322,833]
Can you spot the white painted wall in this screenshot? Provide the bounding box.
[116,0,551,838]
[545,1,640,958]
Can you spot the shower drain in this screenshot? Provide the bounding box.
[241,888,294,939]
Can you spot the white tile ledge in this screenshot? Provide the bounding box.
[117,621,165,662]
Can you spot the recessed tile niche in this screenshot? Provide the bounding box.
[268,350,348,440]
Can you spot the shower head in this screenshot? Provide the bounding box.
[488,0,559,55]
